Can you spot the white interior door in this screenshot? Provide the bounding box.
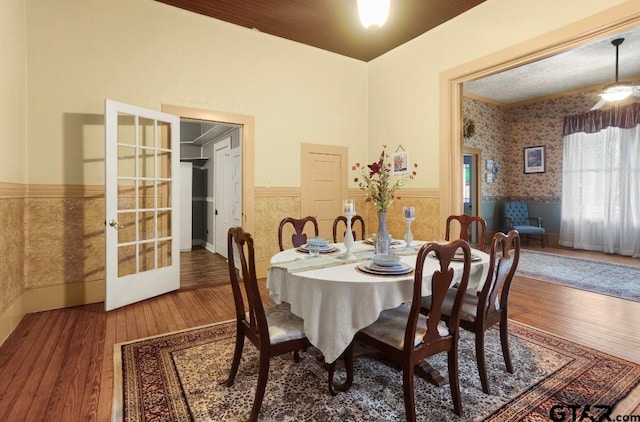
[214,138,232,257]
[105,99,180,311]
[232,144,242,227]
[231,143,242,269]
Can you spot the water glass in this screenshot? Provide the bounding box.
[308,237,321,257]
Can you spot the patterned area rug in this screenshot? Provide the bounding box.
[517,250,640,302]
[113,321,640,421]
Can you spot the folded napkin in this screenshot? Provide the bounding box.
[307,237,328,247]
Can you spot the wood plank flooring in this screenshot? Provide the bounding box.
[180,246,229,289]
[0,246,638,420]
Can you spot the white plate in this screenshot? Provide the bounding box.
[297,245,339,254]
[363,238,403,246]
[429,251,481,262]
[357,262,413,275]
[452,253,482,262]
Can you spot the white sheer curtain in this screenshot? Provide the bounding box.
[560,125,640,257]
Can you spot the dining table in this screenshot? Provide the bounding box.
[267,239,491,366]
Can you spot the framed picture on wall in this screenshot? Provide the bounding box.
[523,146,545,174]
[392,150,409,175]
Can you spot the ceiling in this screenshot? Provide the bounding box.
[464,26,640,104]
[154,0,486,62]
[180,119,240,146]
[157,1,640,108]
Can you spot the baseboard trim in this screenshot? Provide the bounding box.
[0,294,26,347]
[23,280,105,314]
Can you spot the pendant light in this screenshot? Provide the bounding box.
[357,0,390,29]
[600,38,633,102]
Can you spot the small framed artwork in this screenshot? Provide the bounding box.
[392,150,409,175]
[523,146,545,174]
[486,159,494,170]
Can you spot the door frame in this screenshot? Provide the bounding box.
[463,147,482,218]
[162,105,255,240]
[463,147,482,243]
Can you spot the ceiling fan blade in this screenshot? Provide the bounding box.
[591,99,607,111]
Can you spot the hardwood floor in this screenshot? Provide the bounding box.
[0,246,638,420]
[180,246,229,289]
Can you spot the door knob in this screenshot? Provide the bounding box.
[108,219,125,230]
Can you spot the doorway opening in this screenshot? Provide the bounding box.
[179,118,242,253]
[162,104,256,290]
[463,148,481,244]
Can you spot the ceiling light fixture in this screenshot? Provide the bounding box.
[600,38,632,102]
[357,0,390,29]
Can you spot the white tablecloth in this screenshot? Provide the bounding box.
[267,241,490,363]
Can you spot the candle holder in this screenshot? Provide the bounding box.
[403,206,415,249]
[342,213,356,260]
[341,199,356,260]
[403,217,415,249]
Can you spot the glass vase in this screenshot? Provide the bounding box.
[376,211,392,255]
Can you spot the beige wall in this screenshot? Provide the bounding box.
[1,0,26,183]
[0,0,27,343]
[25,0,369,187]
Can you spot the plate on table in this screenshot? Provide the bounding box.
[427,251,482,262]
[296,244,339,254]
[363,238,403,246]
[452,251,482,262]
[357,261,413,275]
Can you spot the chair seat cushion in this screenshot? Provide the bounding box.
[265,303,306,344]
[513,225,545,235]
[421,290,480,323]
[360,304,448,350]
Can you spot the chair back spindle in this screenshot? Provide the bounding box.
[278,216,319,251]
[414,241,471,347]
[445,214,487,252]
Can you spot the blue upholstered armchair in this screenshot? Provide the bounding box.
[503,201,545,247]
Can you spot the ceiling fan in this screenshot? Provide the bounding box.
[591,38,640,110]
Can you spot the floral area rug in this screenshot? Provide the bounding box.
[113,320,640,421]
[516,250,640,302]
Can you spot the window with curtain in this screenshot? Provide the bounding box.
[560,103,640,258]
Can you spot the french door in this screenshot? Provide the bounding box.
[104,100,180,311]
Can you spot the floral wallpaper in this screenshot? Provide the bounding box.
[462,99,507,200]
[463,88,603,204]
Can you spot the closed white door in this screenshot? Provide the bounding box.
[104,100,180,311]
[180,162,193,251]
[232,144,242,227]
[214,138,233,257]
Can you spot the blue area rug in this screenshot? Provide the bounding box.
[516,250,640,302]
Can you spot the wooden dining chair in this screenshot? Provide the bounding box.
[332,215,366,243]
[220,227,312,422]
[421,230,521,395]
[445,214,487,252]
[347,240,472,420]
[278,216,319,251]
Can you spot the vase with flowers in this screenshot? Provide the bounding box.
[353,145,418,255]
